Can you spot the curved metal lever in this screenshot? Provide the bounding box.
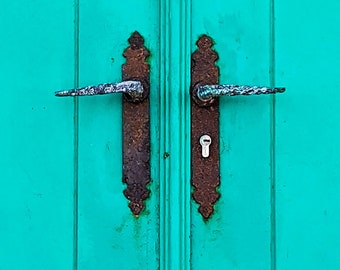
[55,80,143,102]
[196,84,285,102]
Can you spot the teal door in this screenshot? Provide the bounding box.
[1,0,340,269]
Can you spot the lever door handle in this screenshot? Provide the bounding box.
[190,35,285,219]
[55,80,144,102]
[56,31,151,216]
[192,83,285,107]
[195,84,285,102]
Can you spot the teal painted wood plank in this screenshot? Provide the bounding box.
[159,1,192,270]
[275,0,340,268]
[77,1,160,269]
[191,0,273,269]
[0,0,75,269]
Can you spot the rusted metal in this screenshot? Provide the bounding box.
[122,31,150,216]
[191,35,220,219]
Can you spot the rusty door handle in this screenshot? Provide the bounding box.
[55,81,145,103]
[195,84,285,103]
[190,35,285,219]
[55,31,151,216]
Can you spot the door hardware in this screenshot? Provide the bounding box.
[191,35,285,219]
[56,31,151,216]
[195,84,285,103]
[199,135,212,158]
[55,81,144,102]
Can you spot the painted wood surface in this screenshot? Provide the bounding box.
[275,0,340,268]
[1,0,340,269]
[191,0,272,269]
[158,1,192,270]
[77,1,160,269]
[0,0,75,269]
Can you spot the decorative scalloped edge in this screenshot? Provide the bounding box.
[122,31,151,216]
[191,35,220,219]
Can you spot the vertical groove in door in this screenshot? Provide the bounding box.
[179,1,192,269]
[159,0,191,269]
[269,0,277,269]
[73,0,79,268]
[159,1,170,269]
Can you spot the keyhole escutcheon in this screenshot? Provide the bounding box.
[199,135,212,158]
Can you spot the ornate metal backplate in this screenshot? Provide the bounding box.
[122,31,150,216]
[191,35,220,219]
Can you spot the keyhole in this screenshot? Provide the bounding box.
[200,135,212,158]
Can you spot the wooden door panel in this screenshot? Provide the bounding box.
[77,1,160,269]
[275,0,340,268]
[2,0,340,269]
[191,0,273,269]
[0,0,75,269]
